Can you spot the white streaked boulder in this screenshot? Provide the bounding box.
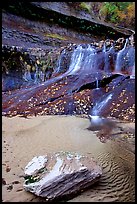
[23,151,102,201]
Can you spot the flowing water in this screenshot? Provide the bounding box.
[95,77,99,89]
[20,38,135,88]
[3,37,135,115]
[67,44,97,75]
[131,63,135,78]
[56,48,66,73]
[115,38,135,74]
[103,44,114,73]
[91,93,113,116]
[115,38,128,72]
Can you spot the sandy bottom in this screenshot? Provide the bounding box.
[2,115,135,202]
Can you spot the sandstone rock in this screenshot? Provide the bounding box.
[23,152,102,201]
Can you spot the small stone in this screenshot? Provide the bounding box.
[12,180,20,184]
[7,185,13,191]
[6,166,11,172]
[2,178,6,185]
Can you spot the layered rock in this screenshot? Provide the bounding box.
[2,4,135,122]
[23,152,102,201]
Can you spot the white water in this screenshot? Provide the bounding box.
[68,44,97,75]
[126,47,135,74]
[23,71,32,81]
[130,63,135,79]
[34,64,39,83]
[115,39,129,72]
[19,41,134,102]
[95,77,99,89]
[103,43,114,73]
[56,49,66,73]
[132,63,135,76]
[89,115,105,124]
[91,93,113,116]
[103,42,106,52]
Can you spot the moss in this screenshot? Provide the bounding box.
[79,2,91,13]
[45,33,66,41]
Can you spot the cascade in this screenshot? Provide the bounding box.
[130,63,135,79]
[102,42,116,73]
[21,38,135,92]
[34,64,39,83]
[132,63,135,76]
[95,77,99,89]
[56,49,66,73]
[103,42,106,52]
[23,70,32,81]
[102,42,109,72]
[115,38,129,73]
[125,46,135,75]
[115,37,135,75]
[67,44,97,75]
[91,93,113,116]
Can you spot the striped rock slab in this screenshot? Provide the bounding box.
[23,152,102,202]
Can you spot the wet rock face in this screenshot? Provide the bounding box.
[90,76,135,122]
[30,2,134,37]
[23,152,102,201]
[2,45,68,91]
[2,6,135,122]
[2,71,135,122]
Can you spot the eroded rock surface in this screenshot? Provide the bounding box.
[23,152,102,201]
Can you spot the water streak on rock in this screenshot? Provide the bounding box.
[91,93,113,116]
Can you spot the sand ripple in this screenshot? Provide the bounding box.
[2,115,135,202]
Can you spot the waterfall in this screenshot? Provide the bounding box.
[132,63,135,76]
[56,49,66,73]
[91,93,113,116]
[103,42,106,52]
[103,42,109,72]
[115,38,135,75]
[126,46,135,74]
[34,64,40,83]
[115,38,129,72]
[67,44,97,75]
[130,63,135,79]
[95,77,99,89]
[23,70,32,81]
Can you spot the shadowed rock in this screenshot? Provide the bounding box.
[23,152,102,201]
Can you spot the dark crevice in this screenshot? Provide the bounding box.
[76,74,129,92]
[35,74,129,107]
[35,95,63,107]
[2,2,131,40]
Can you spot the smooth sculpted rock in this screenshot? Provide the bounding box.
[23,152,102,201]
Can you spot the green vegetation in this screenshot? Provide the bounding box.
[72,2,135,28]
[24,175,40,184]
[45,33,66,41]
[2,2,134,40]
[99,2,135,25]
[79,2,91,13]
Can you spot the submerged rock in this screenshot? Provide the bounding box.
[23,152,102,201]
